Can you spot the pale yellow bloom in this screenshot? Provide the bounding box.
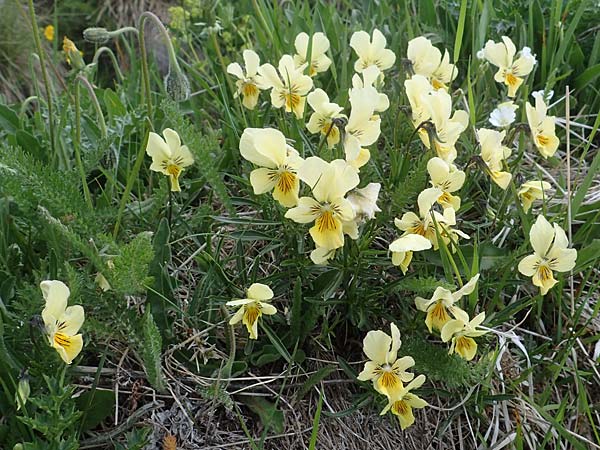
[293,32,331,76]
[227,49,265,110]
[227,283,277,340]
[407,36,457,90]
[44,25,55,42]
[351,66,389,112]
[518,215,577,295]
[526,92,559,158]
[483,36,536,97]
[422,90,469,163]
[344,87,381,163]
[40,280,84,364]
[389,234,432,274]
[350,29,396,73]
[518,180,551,213]
[427,157,465,210]
[395,188,469,251]
[441,309,487,361]
[146,128,194,192]
[405,74,433,131]
[357,323,415,399]
[285,157,358,250]
[258,55,314,118]
[380,375,428,430]
[415,274,480,332]
[347,183,382,220]
[477,128,512,189]
[489,101,519,128]
[306,89,345,148]
[239,128,303,207]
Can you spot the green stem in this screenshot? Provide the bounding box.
[76,75,107,139]
[138,11,180,118]
[90,47,125,82]
[73,83,93,208]
[210,32,235,97]
[113,122,151,238]
[27,0,56,158]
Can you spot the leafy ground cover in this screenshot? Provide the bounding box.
[0,0,599,449]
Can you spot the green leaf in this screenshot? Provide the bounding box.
[240,397,284,434]
[147,218,173,331]
[75,390,115,431]
[140,310,165,391]
[295,365,336,401]
[575,64,600,91]
[103,88,127,120]
[573,239,600,273]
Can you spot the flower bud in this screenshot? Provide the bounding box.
[83,27,111,44]
[15,372,30,411]
[63,36,85,71]
[164,69,191,102]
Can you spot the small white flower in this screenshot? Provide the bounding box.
[476,49,485,60]
[489,101,519,128]
[347,183,382,220]
[532,89,554,103]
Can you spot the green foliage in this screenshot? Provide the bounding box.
[109,232,154,295]
[17,375,82,449]
[139,309,165,391]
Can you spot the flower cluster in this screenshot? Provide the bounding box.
[228,30,391,265]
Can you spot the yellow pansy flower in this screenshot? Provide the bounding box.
[258,55,314,118]
[477,128,512,189]
[357,323,415,399]
[344,87,381,163]
[415,274,480,332]
[227,49,265,110]
[239,128,303,207]
[517,215,577,295]
[350,29,396,73]
[394,188,468,251]
[146,128,194,192]
[441,309,487,361]
[422,90,469,163]
[44,25,55,42]
[293,32,332,76]
[427,157,465,210]
[483,36,536,97]
[227,283,277,340]
[380,374,428,430]
[518,180,551,213]
[405,74,433,139]
[351,65,389,112]
[389,234,432,274]
[285,157,359,250]
[306,89,346,148]
[526,92,560,158]
[407,36,457,90]
[40,280,84,364]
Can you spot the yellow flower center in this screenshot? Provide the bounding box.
[242,82,258,98]
[536,134,550,147]
[456,336,475,354]
[244,303,261,325]
[316,209,337,232]
[276,170,296,194]
[409,220,427,236]
[392,399,409,416]
[53,332,73,349]
[166,164,182,178]
[379,370,401,389]
[505,72,519,87]
[431,78,445,90]
[431,302,450,323]
[537,264,553,281]
[281,88,302,111]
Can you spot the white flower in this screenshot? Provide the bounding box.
[347,183,382,220]
[293,32,332,76]
[489,101,519,128]
[476,49,485,60]
[350,29,396,73]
